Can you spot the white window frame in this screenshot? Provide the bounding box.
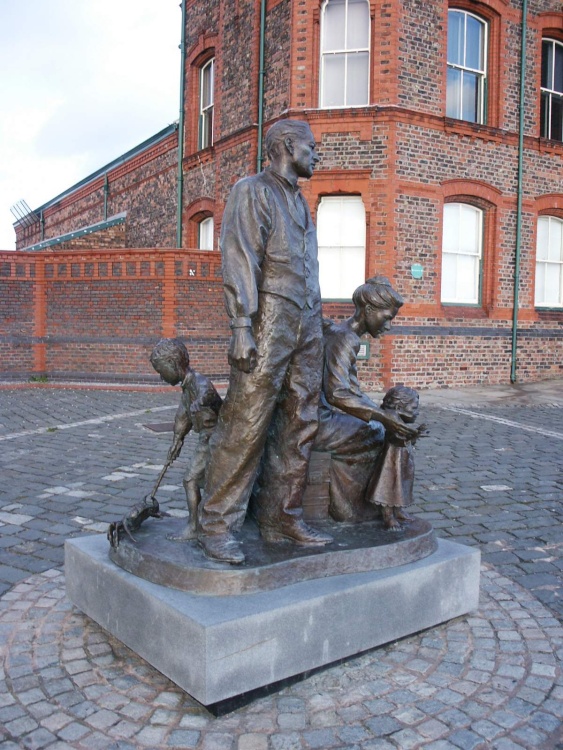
[319,0,370,109]
[317,195,366,300]
[198,58,214,150]
[197,216,214,251]
[540,38,563,142]
[446,9,488,124]
[535,215,563,308]
[441,202,483,305]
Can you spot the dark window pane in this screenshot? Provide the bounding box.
[462,71,479,122]
[446,67,461,118]
[554,42,563,93]
[466,16,484,71]
[552,95,563,141]
[199,108,213,149]
[541,91,550,137]
[542,40,552,89]
[448,10,464,66]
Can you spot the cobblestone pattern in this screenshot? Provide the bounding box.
[412,403,563,622]
[1,387,561,619]
[0,567,561,750]
[0,384,562,748]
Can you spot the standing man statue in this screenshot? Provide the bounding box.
[198,120,333,564]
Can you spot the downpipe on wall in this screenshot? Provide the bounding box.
[177,0,187,248]
[256,0,267,173]
[510,0,528,383]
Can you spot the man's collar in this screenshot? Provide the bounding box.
[267,167,300,193]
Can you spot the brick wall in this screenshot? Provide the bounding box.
[49,222,127,251]
[15,131,178,251]
[0,271,35,375]
[0,249,230,383]
[263,0,291,121]
[398,0,445,116]
[2,247,561,388]
[8,0,563,390]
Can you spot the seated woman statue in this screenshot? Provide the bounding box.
[314,276,419,522]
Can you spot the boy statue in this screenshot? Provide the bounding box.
[150,338,222,541]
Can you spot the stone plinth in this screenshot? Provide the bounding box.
[108,517,437,595]
[66,533,480,707]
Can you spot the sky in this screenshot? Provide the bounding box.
[0,0,181,249]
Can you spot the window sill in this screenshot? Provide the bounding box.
[317,104,371,111]
[535,307,563,320]
[183,146,215,169]
[306,106,378,120]
[444,118,503,141]
[440,304,488,319]
[538,137,563,155]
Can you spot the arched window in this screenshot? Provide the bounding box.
[198,216,214,251]
[198,58,214,150]
[446,9,488,123]
[441,202,483,304]
[540,39,563,142]
[317,196,366,299]
[319,0,370,108]
[535,215,563,307]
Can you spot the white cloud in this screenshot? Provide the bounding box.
[0,0,180,249]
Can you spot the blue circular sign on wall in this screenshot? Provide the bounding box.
[411,264,424,280]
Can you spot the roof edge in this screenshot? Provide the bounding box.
[15,123,178,225]
[20,213,127,252]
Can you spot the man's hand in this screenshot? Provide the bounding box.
[412,423,429,444]
[379,412,419,441]
[228,327,257,373]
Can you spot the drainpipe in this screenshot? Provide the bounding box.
[256,0,267,173]
[177,0,187,247]
[40,210,44,241]
[103,173,109,220]
[510,0,528,383]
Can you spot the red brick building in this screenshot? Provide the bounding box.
[14,124,179,252]
[10,0,563,388]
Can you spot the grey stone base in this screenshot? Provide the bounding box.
[65,535,480,707]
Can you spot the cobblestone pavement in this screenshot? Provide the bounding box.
[0,381,562,749]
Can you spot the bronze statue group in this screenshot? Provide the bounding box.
[108,120,426,565]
